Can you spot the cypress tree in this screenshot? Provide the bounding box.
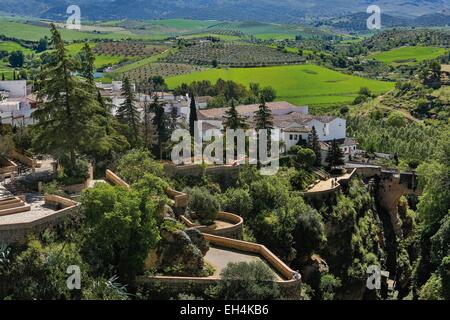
[116,77,141,147]
[224,100,247,129]
[325,139,344,168]
[308,126,322,166]
[142,97,158,152]
[151,94,168,159]
[254,99,273,131]
[189,93,198,137]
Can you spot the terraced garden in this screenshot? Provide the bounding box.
[166,64,395,106]
[165,43,305,67]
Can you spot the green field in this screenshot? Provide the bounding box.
[0,20,143,42]
[370,46,448,65]
[0,60,13,79]
[166,64,395,106]
[0,41,34,55]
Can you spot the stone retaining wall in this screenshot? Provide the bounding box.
[0,194,79,244]
[136,233,301,299]
[163,163,240,178]
[181,212,244,240]
[0,158,17,176]
[105,169,131,190]
[9,149,38,168]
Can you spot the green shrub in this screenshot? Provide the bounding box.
[220,188,253,219]
[212,261,281,300]
[186,187,220,225]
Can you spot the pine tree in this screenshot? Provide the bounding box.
[254,99,273,131]
[308,126,321,166]
[325,139,344,168]
[224,100,247,129]
[116,77,141,147]
[79,43,95,85]
[32,24,105,169]
[189,93,198,137]
[77,42,128,159]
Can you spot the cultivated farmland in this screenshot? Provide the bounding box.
[121,63,205,82]
[93,42,168,57]
[165,43,306,67]
[166,64,395,106]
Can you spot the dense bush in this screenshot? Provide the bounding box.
[210,261,281,300]
[81,183,160,281]
[186,187,220,225]
[116,149,164,184]
[219,188,253,219]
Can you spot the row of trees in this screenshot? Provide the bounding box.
[173,79,277,109]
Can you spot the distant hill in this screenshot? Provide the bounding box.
[319,12,450,32]
[0,0,449,24]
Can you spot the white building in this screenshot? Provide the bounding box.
[194,101,357,160]
[0,81,36,126]
[0,80,27,98]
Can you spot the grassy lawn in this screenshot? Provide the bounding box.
[166,64,395,106]
[370,46,448,65]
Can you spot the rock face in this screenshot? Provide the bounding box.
[154,221,209,276]
[156,201,175,220]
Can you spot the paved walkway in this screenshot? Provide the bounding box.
[204,246,283,280]
[307,178,339,193]
[0,193,56,226]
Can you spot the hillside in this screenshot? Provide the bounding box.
[1,0,448,23]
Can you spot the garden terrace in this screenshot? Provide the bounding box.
[137,234,301,298]
[165,43,306,67]
[0,192,79,244]
[181,211,244,239]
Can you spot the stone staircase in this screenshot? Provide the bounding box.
[0,196,31,216]
[312,167,330,180]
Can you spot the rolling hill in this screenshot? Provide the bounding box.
[1,0,448,23]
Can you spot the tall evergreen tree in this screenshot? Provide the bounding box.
[224,100,247,129]
[168,105,178,133]
[254,99,273,131]
[116,77,140,147]
[150,94,168,159]
[189,93,198,137]
[142,97,158,152]
[325,139,344,168]
[308,126,322,166]
[32,24,104,169]
[79,43,95,85]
